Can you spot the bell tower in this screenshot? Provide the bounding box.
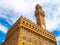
[35,4,46,29]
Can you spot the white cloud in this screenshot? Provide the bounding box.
[0,0,60,33]
[44,3,60,32]
[0,24,8,33]
[0,0,60,44]
[0,0,33,14]
[56,36,60,44]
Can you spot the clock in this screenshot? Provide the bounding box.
[42,25,45,29]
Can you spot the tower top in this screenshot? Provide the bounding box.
[35,4,45,17]
[35,4,42,10]
[35,4,46,29]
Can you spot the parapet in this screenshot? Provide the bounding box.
[6,16,56,43]
[20,16,56,43]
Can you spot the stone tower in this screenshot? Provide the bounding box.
[35,4,46,29]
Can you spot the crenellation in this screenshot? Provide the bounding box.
[7,18,20,33]
[6,19,20,38]
[19,17,56,43]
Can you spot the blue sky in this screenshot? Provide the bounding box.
[0,0,60,45]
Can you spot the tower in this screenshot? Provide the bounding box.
[35,4,46,29]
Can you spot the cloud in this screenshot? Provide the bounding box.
[56,36,60,44]
[0,0,33,14]
[0,0,60,32]
[0,8,21,25]
[44,3,60,32]
[0,0,60,44]
[0,24,8,33]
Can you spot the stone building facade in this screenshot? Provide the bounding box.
[2,4,57,45]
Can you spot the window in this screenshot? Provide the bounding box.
[28,37,31,42]
[29,24,31,26]
[38,29,39,31]
[26,23,28,25]
[22,34,26,40]
[33,26,34,28]
[35,27,37,29]
[23,21,25,23]
[29,44,30,45]
[38,41,41,45]
[34,40,37,44]
[23,42,25,45]
[29,31,32,34]
[43,32,44,33]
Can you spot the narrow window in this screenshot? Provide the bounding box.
[22,34,26,40]
[28,37,31,42]
[34,40,37,44]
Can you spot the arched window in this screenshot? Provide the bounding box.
[22,34,26,40]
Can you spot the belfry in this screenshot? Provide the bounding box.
[35,4,46,29]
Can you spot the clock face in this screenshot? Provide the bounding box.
[42,25,45,29]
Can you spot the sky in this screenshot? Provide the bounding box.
[0,0,60,45]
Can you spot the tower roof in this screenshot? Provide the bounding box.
[35,4,45,17]
[35,4,42,10]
